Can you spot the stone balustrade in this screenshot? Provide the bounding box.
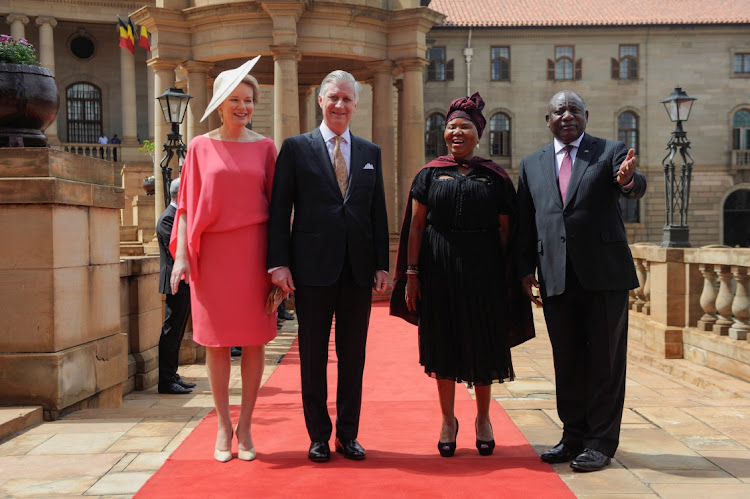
[60,142,121,162]
[629,243,750,383]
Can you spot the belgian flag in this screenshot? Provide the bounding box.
[138,25,151,53]
[118,16,134,54]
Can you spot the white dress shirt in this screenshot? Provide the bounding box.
[319,122,351,175]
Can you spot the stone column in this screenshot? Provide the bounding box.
[120,43,139,151]
[714,265,734,336]
[6,14,28,41]
[183,61,212,143]
[35,16,58,143]
[147,59,179,226]
[729,266,750,340]
[370,61,398,232]
[395,79,405,221]
[207,77,219,131]
[299,87,313,133]
[271,45,301,148]
[397,58,427,221]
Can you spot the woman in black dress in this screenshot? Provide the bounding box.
[392,93,533,457]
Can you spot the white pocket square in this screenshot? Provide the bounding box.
[363,163,374,170]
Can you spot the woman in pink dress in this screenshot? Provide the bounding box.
[170,57,277,463]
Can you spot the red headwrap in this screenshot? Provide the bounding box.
[446,92,486,139]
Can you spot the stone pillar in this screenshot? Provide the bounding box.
[299,87,312,133]
[120,43,139,151]
[147,59,179,232]
[207,77,220,131]
[397,58,427,222]
[697,264,718,331]
[271,45,301,148]
[729,266,750,340]
[6,14,28,41]
[184,61,212,143]
[714,265,734,336]
[370,61,397,232]
[35,16,58,144]
[0,149,126,419]
[395,79,405,222]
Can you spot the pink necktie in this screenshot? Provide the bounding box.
[558,145,573,203]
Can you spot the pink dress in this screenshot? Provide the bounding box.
[170,135,277,347]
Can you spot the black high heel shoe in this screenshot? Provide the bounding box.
[475,418,495,456]
[437,418,459,457]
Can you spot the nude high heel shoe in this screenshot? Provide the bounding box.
[235,425,256,461]
[214,427,233,462]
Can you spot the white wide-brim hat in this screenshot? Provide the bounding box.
[200,56,260,122]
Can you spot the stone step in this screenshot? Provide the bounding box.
[120,242,145,256]
[120,225,137,242]
[628,343,750,398]
[0,406,43,442]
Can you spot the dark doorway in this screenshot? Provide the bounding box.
[723,189,750,247]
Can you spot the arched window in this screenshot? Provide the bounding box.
[618,111,640,222]
[724,189,750,247]
[425,113,446,158]
[66,82,102,143]
[489,113,511,157]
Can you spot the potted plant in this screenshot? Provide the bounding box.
[0,34,60,147]
[143,175,156,195]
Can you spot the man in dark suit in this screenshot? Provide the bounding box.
[157,178,196,395]
[516,90,646,472]
[268,70,389,462]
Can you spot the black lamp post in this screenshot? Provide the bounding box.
[156,87,192,208]
[660,86,696,248]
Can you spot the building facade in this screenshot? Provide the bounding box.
[3,0,750,247]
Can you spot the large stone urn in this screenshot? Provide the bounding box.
[0,63,59,147]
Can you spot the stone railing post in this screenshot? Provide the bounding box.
[697,264,718,331]
[729,266,750,340]
[642,260,651,315]
[633,258,646,312]
[714,265,734,336]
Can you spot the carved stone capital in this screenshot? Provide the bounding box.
[35,16,58,28]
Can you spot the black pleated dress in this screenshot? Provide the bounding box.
[411,165,515,386]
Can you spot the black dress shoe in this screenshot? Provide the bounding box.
[540,442,583,463]
[308,441,331,462]
[335,438,366,460]
[230,347,243,357]
[174,376,196,389]
[158,382,192,394]
[570,448,611,472]
[278,310,295,321]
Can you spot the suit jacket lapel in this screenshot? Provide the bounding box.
[308,128,342,199]
[564,134,594,208]
[541,144,563,209]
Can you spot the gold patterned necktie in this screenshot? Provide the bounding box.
[333,136,348,197]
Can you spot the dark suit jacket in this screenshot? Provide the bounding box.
[267,128,389,287]
[516,133,647,298]
[157,204,189,296]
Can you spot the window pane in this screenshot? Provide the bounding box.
[491,47,509,59]
[556,46,573,59]
[490,113,509,131]
[733,110,750,127]
[556,59,573,79]
[620,45,637,58]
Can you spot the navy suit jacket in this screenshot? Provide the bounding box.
[267,128,389,287]
[157,204,189,296]
[516,133,647,298]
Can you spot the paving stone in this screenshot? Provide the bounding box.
[27,432,123,455]
[125,451,170,471]
[556,460,653,496]
[84,471,152,496]
[618,428,722,471]
[698,450,750,483]
[107,435,173,453]
[650,483,750,498]
[0,476,98,496]
[0,454,122,479]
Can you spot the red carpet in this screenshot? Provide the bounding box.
[136,302,573,498]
